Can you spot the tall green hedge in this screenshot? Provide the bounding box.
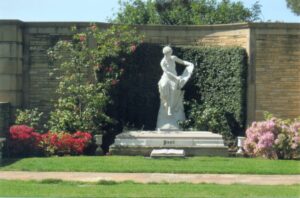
[108,43,247,138]
[177,47,247,138]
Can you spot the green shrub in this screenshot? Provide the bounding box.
[47,25,142,134]
[178,47,248,139]
[15,108,43,130]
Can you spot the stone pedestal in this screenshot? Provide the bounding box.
[110,131,228,156]
[94,135,103,155]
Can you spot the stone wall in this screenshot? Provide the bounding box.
[22,22,250,122]
[0,21,23,108]
[0,20,300,134]
[0,20,23,136]
[250,23,300,121]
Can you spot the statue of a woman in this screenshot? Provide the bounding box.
[156,46,194,131]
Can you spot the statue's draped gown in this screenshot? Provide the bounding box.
[156,56,194,130]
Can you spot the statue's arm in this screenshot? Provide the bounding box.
[173,56,194,67]
[173,56,194,88]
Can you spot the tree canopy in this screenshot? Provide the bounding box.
[112,0,261,25]
[286,0,300,16]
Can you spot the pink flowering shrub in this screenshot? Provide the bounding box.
[244,116,300,159]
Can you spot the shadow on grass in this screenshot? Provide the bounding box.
[0,158,21,167]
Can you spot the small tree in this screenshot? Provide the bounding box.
[47,25,142,134]
[286,0,300,16]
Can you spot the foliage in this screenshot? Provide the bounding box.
[47,24,142,135]
[286,0,300,16]
[112,0,261,25]
[15,108,43,130]
[181,102,229,134]
[178,47,247,139]
[244,114,300,159]
[39,131,92,156]
[6,125,42,157]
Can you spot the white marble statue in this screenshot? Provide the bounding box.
[156,46,194,131]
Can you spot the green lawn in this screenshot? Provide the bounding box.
[1,156,300,174]
[0,180,299,198]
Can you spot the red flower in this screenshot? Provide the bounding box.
[106,66,113,73]
[8,125,42,156]
[10,125,34,140]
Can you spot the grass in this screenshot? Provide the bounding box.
[0,180,299,198]
[1,156,300,174]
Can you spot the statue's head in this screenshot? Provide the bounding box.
[162,46,173,55]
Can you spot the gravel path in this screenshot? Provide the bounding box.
[0,171,299,185]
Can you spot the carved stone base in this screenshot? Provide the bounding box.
[110,131,228,156]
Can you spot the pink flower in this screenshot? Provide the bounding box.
[130,45,137,53]
[257,132,274,149]
[90,25,97,31]
[111,79,119,85]
[293,136,300,143]
[79,34,86,42]
[291,143,298,150]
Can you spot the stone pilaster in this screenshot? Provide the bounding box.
[0,20,23,108]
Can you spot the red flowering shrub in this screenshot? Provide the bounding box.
[7,125,42,157]
[72,131,93,154]
[7,125,93,157]
[39,131,92,156]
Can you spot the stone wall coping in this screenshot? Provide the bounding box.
[0,20,23,26]
[248,22,300,29]
[118,131,223,138]
[1,20,299,30]
[23,21,250,31]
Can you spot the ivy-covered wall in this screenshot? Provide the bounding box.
[109,43,247,137]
